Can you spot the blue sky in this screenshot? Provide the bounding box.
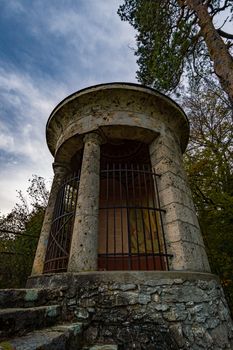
[0,0,137,214]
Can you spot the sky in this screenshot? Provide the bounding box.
[0,0,137,215]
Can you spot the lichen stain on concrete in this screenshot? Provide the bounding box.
[24,289,38,302]
[46,305,58,318]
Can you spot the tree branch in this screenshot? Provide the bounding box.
[217,29,233,40]
[209,0,231,16]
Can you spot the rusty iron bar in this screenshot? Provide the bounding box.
[99,163,171,271]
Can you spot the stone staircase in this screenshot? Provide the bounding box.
[0,288,118,350]
[0,288,83,350]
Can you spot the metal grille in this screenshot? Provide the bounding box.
[98,164,171,271]
[43,172,80,273]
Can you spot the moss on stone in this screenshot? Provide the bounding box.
[0,341,16,350]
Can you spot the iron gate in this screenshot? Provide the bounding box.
[98,163,170,271]
[43,164,170,273]
[43,172,80,273]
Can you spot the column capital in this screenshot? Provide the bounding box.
[83,132,103,145]
[52,162,70,176]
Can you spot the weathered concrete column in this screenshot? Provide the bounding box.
[31,162,70,275]
[150,131,210,272]
[68,132,102,272]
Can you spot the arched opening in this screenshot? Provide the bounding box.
[98,140,169,271]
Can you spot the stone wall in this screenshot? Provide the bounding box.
[27,271,233,349]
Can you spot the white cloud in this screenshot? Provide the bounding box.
[0,66,68,213]
[0,134,14,151]
[30,0,137,83]
[0,65,68,160]
[48,4,135,50]
[0,122,14,151]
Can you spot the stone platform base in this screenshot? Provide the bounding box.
[27,271,233,349]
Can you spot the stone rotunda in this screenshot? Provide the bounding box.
[27,83,233,349]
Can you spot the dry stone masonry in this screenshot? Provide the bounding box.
[27,271,233,349]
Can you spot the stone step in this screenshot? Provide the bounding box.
[0,305,61,340]
[83,346,118,350]
[0,323,83,350]
[0,288,62,308]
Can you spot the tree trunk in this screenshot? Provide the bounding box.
[184,0,233,104]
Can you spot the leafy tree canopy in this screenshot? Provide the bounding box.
[118,0,233,102]
[0,175,49,287]
[184,81,233,310]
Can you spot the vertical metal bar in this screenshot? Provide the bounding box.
[69,170,80,252]
[143,164,156,270]
[65,173,73,270]
[44,171,82,273]
[59,183,67,270]
[52,183,64,271]
[51,186,61,256]
[98,171,101,271]
[66,171,80,272]
[105,163,109,270]
[58,183,65,262]
[119,163,124,270]
[137,164,148,270]
[62,179,70,260]
[148,170,162,270]
[153,172,169,270]
[63,173,74,268]
[58,184,64,270]
[62,181,68,270]
[65,174,73,254]
[47,191,58,267]
[64,181,69,246]
[67,172,77,271]
[113,163,116,269]
[125,164,132,270]
[131,163,140,270]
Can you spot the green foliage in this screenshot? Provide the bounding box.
[118,0,233,93]
[0,175,49,288]
[0,341,15,350]
[184,83,233,311]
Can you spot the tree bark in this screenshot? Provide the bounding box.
[183,0,233,104]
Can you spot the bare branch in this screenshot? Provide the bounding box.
[209,0,231,16]
[217,29,233,40]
